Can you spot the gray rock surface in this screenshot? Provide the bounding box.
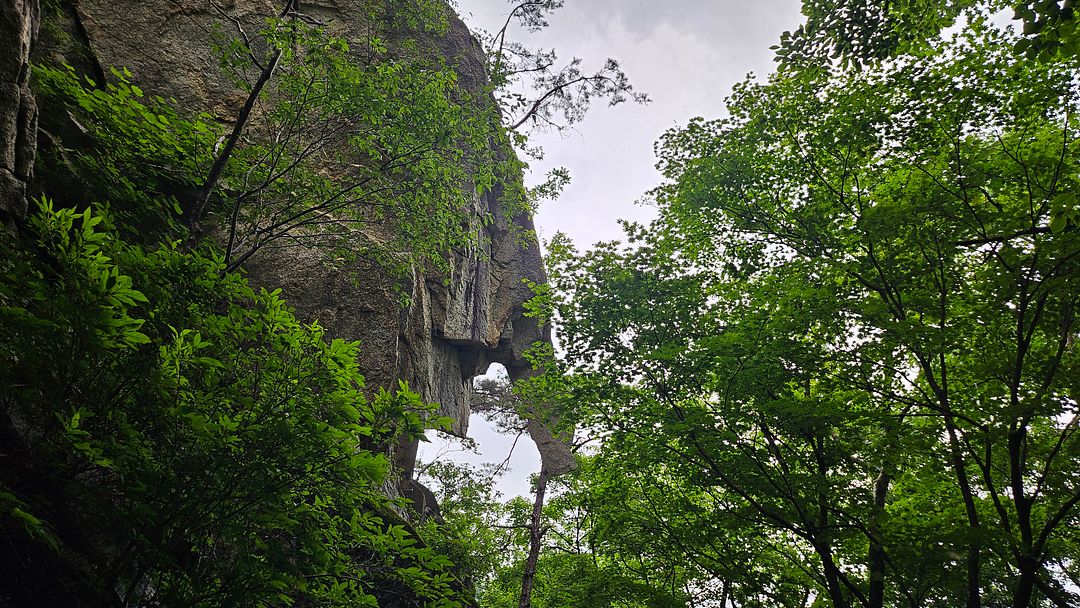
[61,0,569,479]
[0,0,39,226]
[25,0,574,496]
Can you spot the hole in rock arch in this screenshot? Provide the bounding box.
[415,362,540,499]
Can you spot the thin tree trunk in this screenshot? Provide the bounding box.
[945,418,982,608]
[1010,426,1037,608]
[811,435,860,608]
[184,0,295,241]
[819,541,851,608]
[518,467,550,608]
[868,468,891,608]
[920,356,982,608]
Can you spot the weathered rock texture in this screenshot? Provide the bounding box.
[0,0,575,509]
[47,0,571,483]
[0,0,39,226]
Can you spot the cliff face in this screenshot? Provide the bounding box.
[0,0,39,226]
[3,0,572,496]
[43,0,555,478]
[0,5,571,603]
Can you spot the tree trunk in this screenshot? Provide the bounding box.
[819,541,851,608]
[1010,425,1036,608]
[868,468,891,608]
[1013,556,1036,608]
[946,419,982,608]
[943,420,982,608]
[185,0,295,242]
[517,467,550,608]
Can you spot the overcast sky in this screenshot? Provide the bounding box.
[417,0,806,499]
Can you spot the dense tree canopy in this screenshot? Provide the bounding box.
[777,0,1078,68]
[542,8,1079,608]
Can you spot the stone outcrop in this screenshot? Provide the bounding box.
[525,414,575,477]
[45,0,570,484]
[242,186,556,479]
[1,0,574,508]
[0,0,39,226]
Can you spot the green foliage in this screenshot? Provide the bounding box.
[520,278,554,328]
[480,552,684,608]
[34,64,215,236]
[15,199,151,350]
[777,0,1079,69]
[214,15,493,269]
[197,9,533,274]
[463,459,689,608]
[549,15,1080,608]
[474,1,648,146]
[776,0,977,69]
[0,202,465,607]
[34,10,530,277]
[418,460,512,598]
[1014,0,1080,59]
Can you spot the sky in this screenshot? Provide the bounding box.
[416,0,807,499]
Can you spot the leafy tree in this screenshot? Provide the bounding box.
[460,457,688,608]
[549,13,1079,608]
[1013,0,1080,59]
[188,1,518,273]
[458,375,558,608]
[33,64,212,237]
[417,459,515,599]
[776,0,1078,68]
[166,0,644,275]
[32,0,517,276]
[475,0,649,138]
[0,201,466,607]
[775,0,981,68]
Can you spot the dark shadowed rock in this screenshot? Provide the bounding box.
[0,0,39,226]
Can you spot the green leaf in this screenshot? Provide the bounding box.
[1050,212,1067,233]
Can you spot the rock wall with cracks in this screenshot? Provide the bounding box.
[17,0,573,497]
[0,0,39,227]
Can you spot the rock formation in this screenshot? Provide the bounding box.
[17,0,572,497]
[0,0,39,227]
